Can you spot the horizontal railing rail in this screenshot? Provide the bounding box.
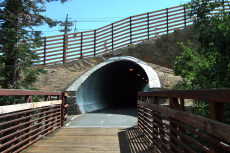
[0,89,68,153]
[137,89,230,153]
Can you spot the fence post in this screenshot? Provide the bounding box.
[147,12,150,40]
[94,30,96,56]
[44,37,46,65]
[80,32,83,59]
[111,23,114,51]
[184,5,187,27]
[63,34,67,63]
[129,16,132,44]
[166,8,169,34]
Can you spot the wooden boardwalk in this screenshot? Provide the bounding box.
[21,126,154,153]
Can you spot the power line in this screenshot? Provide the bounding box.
[56,17,125,20]
[55,17,125,23]
[74,20,117,22]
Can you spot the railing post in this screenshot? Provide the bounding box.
[209,101,224,152]
[44,95,51,101]
[180,98,185,111]
[94,30,96,56]
[111,23,114,51]
[152,96,159,147]
[61,93,68,126]
[166,8,169,34]
[147,12,150,40]
[169,97,190,152]
[129,16,132,44]
[24,95,32,103]
[24,95,33,143]
[178,98,189,151]
[44,37,46,65]
[209,101,224,122]
[61,93,64,126]
[63,34,67,63]
[169,98,179,152]
[80,32,83,59]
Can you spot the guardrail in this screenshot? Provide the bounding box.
[0,89,68,153]
[137,89,230,153]
[34,4,192,65]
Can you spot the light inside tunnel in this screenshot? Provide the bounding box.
[76,60,149,113]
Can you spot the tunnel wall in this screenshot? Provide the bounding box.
[67,56,161,114]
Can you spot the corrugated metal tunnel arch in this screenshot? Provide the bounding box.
[67,56,161,113]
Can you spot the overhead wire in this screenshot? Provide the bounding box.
[55,17,125,23]
[37,17,126,35]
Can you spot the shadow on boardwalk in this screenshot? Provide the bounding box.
[118,126,156,153]
[21,126,156,153]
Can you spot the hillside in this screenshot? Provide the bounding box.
[34,55,181,92]
[33,26,196,92]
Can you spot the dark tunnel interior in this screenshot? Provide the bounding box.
[100,61,148,106]
[76,60,149,113]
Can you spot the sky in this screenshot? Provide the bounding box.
[36,0,192,37]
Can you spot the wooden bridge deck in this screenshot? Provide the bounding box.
[21,126,154,153]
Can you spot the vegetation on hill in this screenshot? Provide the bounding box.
[174,0,230,123]
[173,1,230,151]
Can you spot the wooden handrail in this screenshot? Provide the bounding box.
[138,89,230,103]
[0,89,68,152]
[137,89,230,152]
[0,89,62,96]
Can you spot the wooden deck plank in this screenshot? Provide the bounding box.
[21,127,155,153]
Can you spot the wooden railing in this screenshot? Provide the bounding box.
[34,4,192,65]
[137,89,230,153]
[0,89,68,153]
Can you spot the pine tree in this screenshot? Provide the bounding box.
[0,0,69,89]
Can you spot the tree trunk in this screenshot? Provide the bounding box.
[2,0,21,88]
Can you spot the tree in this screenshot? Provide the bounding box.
[174,0,230,89]
[0,0,69,89]
[174,0,230,126]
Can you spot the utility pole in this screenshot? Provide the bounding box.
[59,14,73,62]
[59,14,73,34]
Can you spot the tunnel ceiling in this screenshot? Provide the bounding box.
[67,56,161,113]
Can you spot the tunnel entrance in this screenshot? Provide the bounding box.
[88,60,148,107]
[67,56,161,114]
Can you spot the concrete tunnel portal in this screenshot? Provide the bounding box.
[67,56,161,114]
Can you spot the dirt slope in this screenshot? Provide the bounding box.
[34,55,181,92]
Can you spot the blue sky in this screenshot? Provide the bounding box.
[37,0,191,37]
